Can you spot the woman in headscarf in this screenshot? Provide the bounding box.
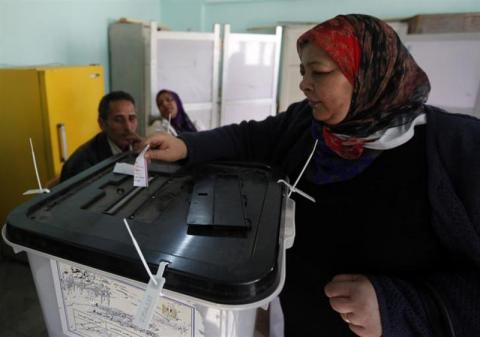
[148,89,199,136]
[142,14,480,337]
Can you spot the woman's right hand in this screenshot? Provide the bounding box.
[143,133,188,162]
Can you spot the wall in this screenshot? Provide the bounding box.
[1,0,479,88]
[0,0,162,90]
[159,0,205,31]
[159,0,480,33]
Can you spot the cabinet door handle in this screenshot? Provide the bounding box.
[57,123,68,162]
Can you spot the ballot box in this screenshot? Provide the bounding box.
[2,153,294,337]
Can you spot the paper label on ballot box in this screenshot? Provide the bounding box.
[51,261,196,337]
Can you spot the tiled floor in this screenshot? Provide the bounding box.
[0,244,268,337]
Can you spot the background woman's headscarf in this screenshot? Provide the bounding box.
[157,89,197,133]
[296,14,431,184]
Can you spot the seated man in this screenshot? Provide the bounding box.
[60,91,140,181]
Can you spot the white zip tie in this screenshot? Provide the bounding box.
[277,139,318,202]
[277,179,316,203]
[289,139,318,197]
[29,137,44,191]
[168,113,172,135]
[23,138,50,195]
[123,218,158,286]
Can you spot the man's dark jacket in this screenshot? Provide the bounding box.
[60,132,112,182]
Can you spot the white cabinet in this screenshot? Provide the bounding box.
[403,33,480,116]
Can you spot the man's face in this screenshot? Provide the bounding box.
[99,99,138,150]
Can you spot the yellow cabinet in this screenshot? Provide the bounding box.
[0,65,104,224]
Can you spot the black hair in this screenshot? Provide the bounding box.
[98,91,135,121]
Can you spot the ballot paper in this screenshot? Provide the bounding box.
[134,144,150,187]
[113,162,134,176]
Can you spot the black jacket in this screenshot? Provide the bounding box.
[60,132,112,182]
[180,101,480,337]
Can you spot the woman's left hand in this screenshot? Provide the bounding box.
[324,274,382,337]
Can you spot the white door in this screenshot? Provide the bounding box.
[220,25,282,126]
[151,25,221,129]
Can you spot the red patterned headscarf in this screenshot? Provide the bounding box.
[297,14,431,140]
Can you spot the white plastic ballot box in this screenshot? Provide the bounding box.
[3,154,295,337]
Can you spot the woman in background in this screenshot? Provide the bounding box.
[148,89,199,136]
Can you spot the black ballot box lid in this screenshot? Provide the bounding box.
[5,153,287,305]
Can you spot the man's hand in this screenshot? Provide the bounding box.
[143,133,188,162]
[324,274,382,337]
[126,132,144,150]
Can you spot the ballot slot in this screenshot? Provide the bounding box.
[103,178,154,215]
[78,161,186,220]
[103,172,185,219]
[100,175,163,216]
[78,174,130,212]
[79,174,129,210]
[128,175,193,223]
[26,166,114,220]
